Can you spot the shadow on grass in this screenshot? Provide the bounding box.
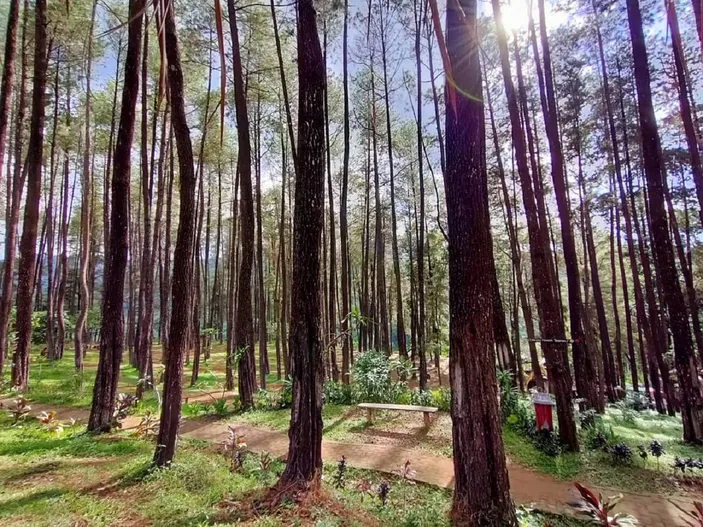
[0,488,69,518]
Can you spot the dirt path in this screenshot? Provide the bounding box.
[3,400,697,526]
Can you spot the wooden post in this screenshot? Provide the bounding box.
[423,411,431,427]
[366,407,373,424]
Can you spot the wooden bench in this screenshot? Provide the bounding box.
[357,403,439,427]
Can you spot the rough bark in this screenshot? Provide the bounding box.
[492,0,578,449]
[74,0,98,373]
[11,0,48,391]
[0,0,20,189]
[0,0,28,374]
[227,0,257,408]
[443,0,517,522]
[626,0,703,440]
[154,0,197,466]
[278,0,326,487]
[88,0,145,431]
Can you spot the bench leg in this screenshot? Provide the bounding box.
[366,408,373,424]
[423,412,431,427]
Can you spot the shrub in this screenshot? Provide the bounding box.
[351,350,407,403]
[620,391,653,412]
[582,421,618,451]
[408,389,433,407]
[431,388,451,412]
[323,380,353,405]
[532,429,562,457]
[279,378,293,409]
[579,409,600,429]
[609,443,633,465]
[615,402,637,425]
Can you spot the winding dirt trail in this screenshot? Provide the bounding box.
[3,399,697,526]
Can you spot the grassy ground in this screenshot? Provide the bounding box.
[236,400,703,496]
[0,415,582,526]
[2,343,701,521]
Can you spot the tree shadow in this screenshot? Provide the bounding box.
[0,488,68,517]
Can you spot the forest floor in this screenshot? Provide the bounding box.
[1,345,702,526]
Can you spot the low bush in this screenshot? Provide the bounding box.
[350,350,408,404]
[620,391,654,412]
[324,380,353,405]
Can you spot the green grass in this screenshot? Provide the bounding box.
[0,415,584,526]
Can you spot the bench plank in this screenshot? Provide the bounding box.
[357,403,438,413]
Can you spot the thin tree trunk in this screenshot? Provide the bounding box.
[0,0,29,373]
[414,0,427,389]
[11,0,48,391]
[74,0,97,373]
[492,0,578,449]
[154,0,198,466]
[379,1,406,363]
[0,0,20,190]
[626,0,703,440]
[227,0,257,408]
[536,0,597,410]
[88,0,145,431]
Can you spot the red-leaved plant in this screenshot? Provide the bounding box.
[569,482,638,526]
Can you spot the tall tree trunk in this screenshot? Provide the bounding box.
[154,0,197,466]
[485,74,543,389]
[227,0,257,408]
[45,51,60,362]
[88,0,145,431]
[340,0,351,383]
[11,0,48,391]
[492,0,578,450]
[104,41,122,265]
[414,0,427,389]
[278,124,289,377]
[626,0,703,440]
[74,0,98,373]
[278,0,325,487]
[0,0,28,374]
[442,0,517,522]
[536,0,597,410]
[0,0,20,189]
[255,82,268,387]
[379,1,406,363]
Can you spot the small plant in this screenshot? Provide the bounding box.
[212,397,228,417]
[8,395,31,423]
[671,500,703,527]
[134,411,159,439]
[333,456,347,489]
[648,440,664,463]
[222,426,247,472]
[279,378,293,409]
[258,451,272,472]
[609,443,633,465]
[376,480,391,506]
[579,409,600,429]
[569,482,638,526]
[37,411,67,435]
[532,429,562,457]
[355,478,374,501]
[615,403,637,425]
[394,459,417,485]
[673,457,703,475]
[636,445,648,464]
[111,393,138,429]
